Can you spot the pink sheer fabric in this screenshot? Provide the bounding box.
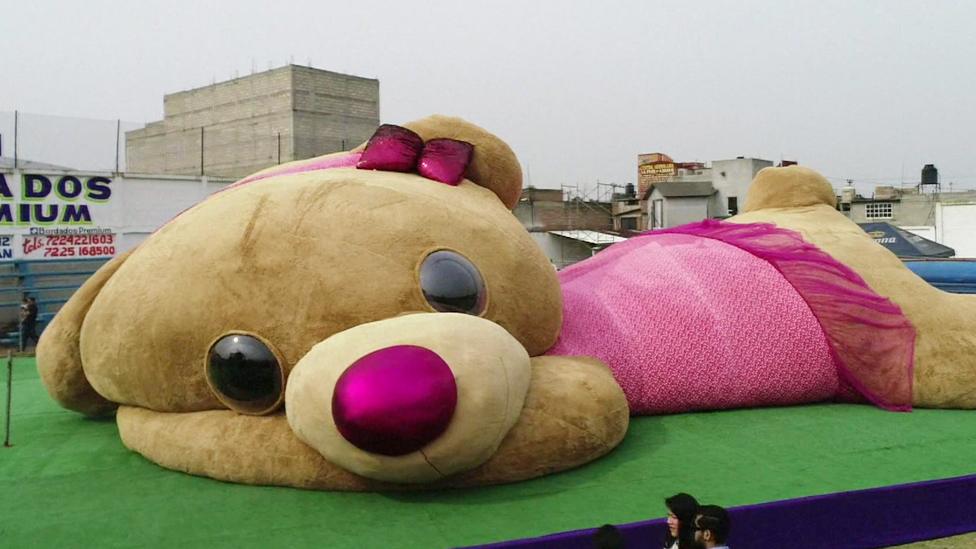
[549,231,837,414]
[233,151,362,188]
[657,220,915,411]
[549,220,915,414]
[152,152,363,235]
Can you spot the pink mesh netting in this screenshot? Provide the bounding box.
[548,220,915,414]
[154,152,363,235]
[233,151,362,188]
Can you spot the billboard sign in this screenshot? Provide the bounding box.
[0,172,116,260]
[637,153,676,197]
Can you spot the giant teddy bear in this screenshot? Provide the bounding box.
[36,116,976,491]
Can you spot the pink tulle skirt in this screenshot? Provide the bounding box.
[548,220,914,414]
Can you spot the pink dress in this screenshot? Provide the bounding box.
[547,220,915,415]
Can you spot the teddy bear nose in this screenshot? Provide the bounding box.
[331,345,457,456]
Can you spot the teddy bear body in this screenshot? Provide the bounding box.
[551,166,976,415]
[36,119,976,492]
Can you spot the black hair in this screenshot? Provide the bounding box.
[663,493,699,549]
[695,505,731,544]
[593,524,625,549]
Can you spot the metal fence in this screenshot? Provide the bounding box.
[0,111,143,173]
[0,111,352,179]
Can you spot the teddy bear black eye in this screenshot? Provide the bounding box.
[420,250,487,315]
[206,334,284,415]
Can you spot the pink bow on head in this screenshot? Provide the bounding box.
[356,124,474,186]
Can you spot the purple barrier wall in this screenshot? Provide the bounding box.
[471,474,976,549]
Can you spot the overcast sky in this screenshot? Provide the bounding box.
[2,0,975,194]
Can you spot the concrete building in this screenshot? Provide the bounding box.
[843,186,976,258]
[636,153,707,198]
[126,65,379,178]
[710,157,774,217]
[645,181,716,229]
[630,154,773,230]
[611,184,642,232]
[515,187,617,268]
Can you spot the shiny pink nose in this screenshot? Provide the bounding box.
[332,345,458,456]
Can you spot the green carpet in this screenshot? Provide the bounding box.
[2,358,975,548]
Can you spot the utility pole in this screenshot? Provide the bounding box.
[13,110,18,170]
[200,127,205,176]
[4,351,12,447]
[115,119,121,174]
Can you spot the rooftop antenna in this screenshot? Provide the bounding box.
[250,58,255,74]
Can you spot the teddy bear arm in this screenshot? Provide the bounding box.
[447,354,629,486]
[36,249,133,416]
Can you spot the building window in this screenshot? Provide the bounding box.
[621,217,637,230]
[865,202,893,219]
[727,196,738,216]
[652,199,664,229]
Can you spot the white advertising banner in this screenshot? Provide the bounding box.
[0,170,232,261]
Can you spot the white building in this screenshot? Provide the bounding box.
[843,185,976,258]
[632,156,773,230]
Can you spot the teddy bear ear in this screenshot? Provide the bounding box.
[743,165,838,212]
[356,115,523,209]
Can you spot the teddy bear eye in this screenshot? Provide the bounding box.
[206,334,284,415]
[420,250,487,316]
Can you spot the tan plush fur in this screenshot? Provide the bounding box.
[402,115,524,210]
[36,250,132,416]
[36,115,630,489]
[78,169,562,412]
[271,115,523,210]
[286,313,533,483]
[116,355,627,491]
[733,166,976,408]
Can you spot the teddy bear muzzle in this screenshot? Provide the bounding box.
[285,313,532,484]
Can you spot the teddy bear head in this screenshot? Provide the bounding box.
[36,116,628,490]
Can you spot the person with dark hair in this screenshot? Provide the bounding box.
[592,523,625,549]
[663,492,699,549]
[693,505,731,549]
[20,296,39,348]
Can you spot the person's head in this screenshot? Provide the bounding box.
[693,505,730,548]
[592,524,625,549]
[665,493,699,545]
